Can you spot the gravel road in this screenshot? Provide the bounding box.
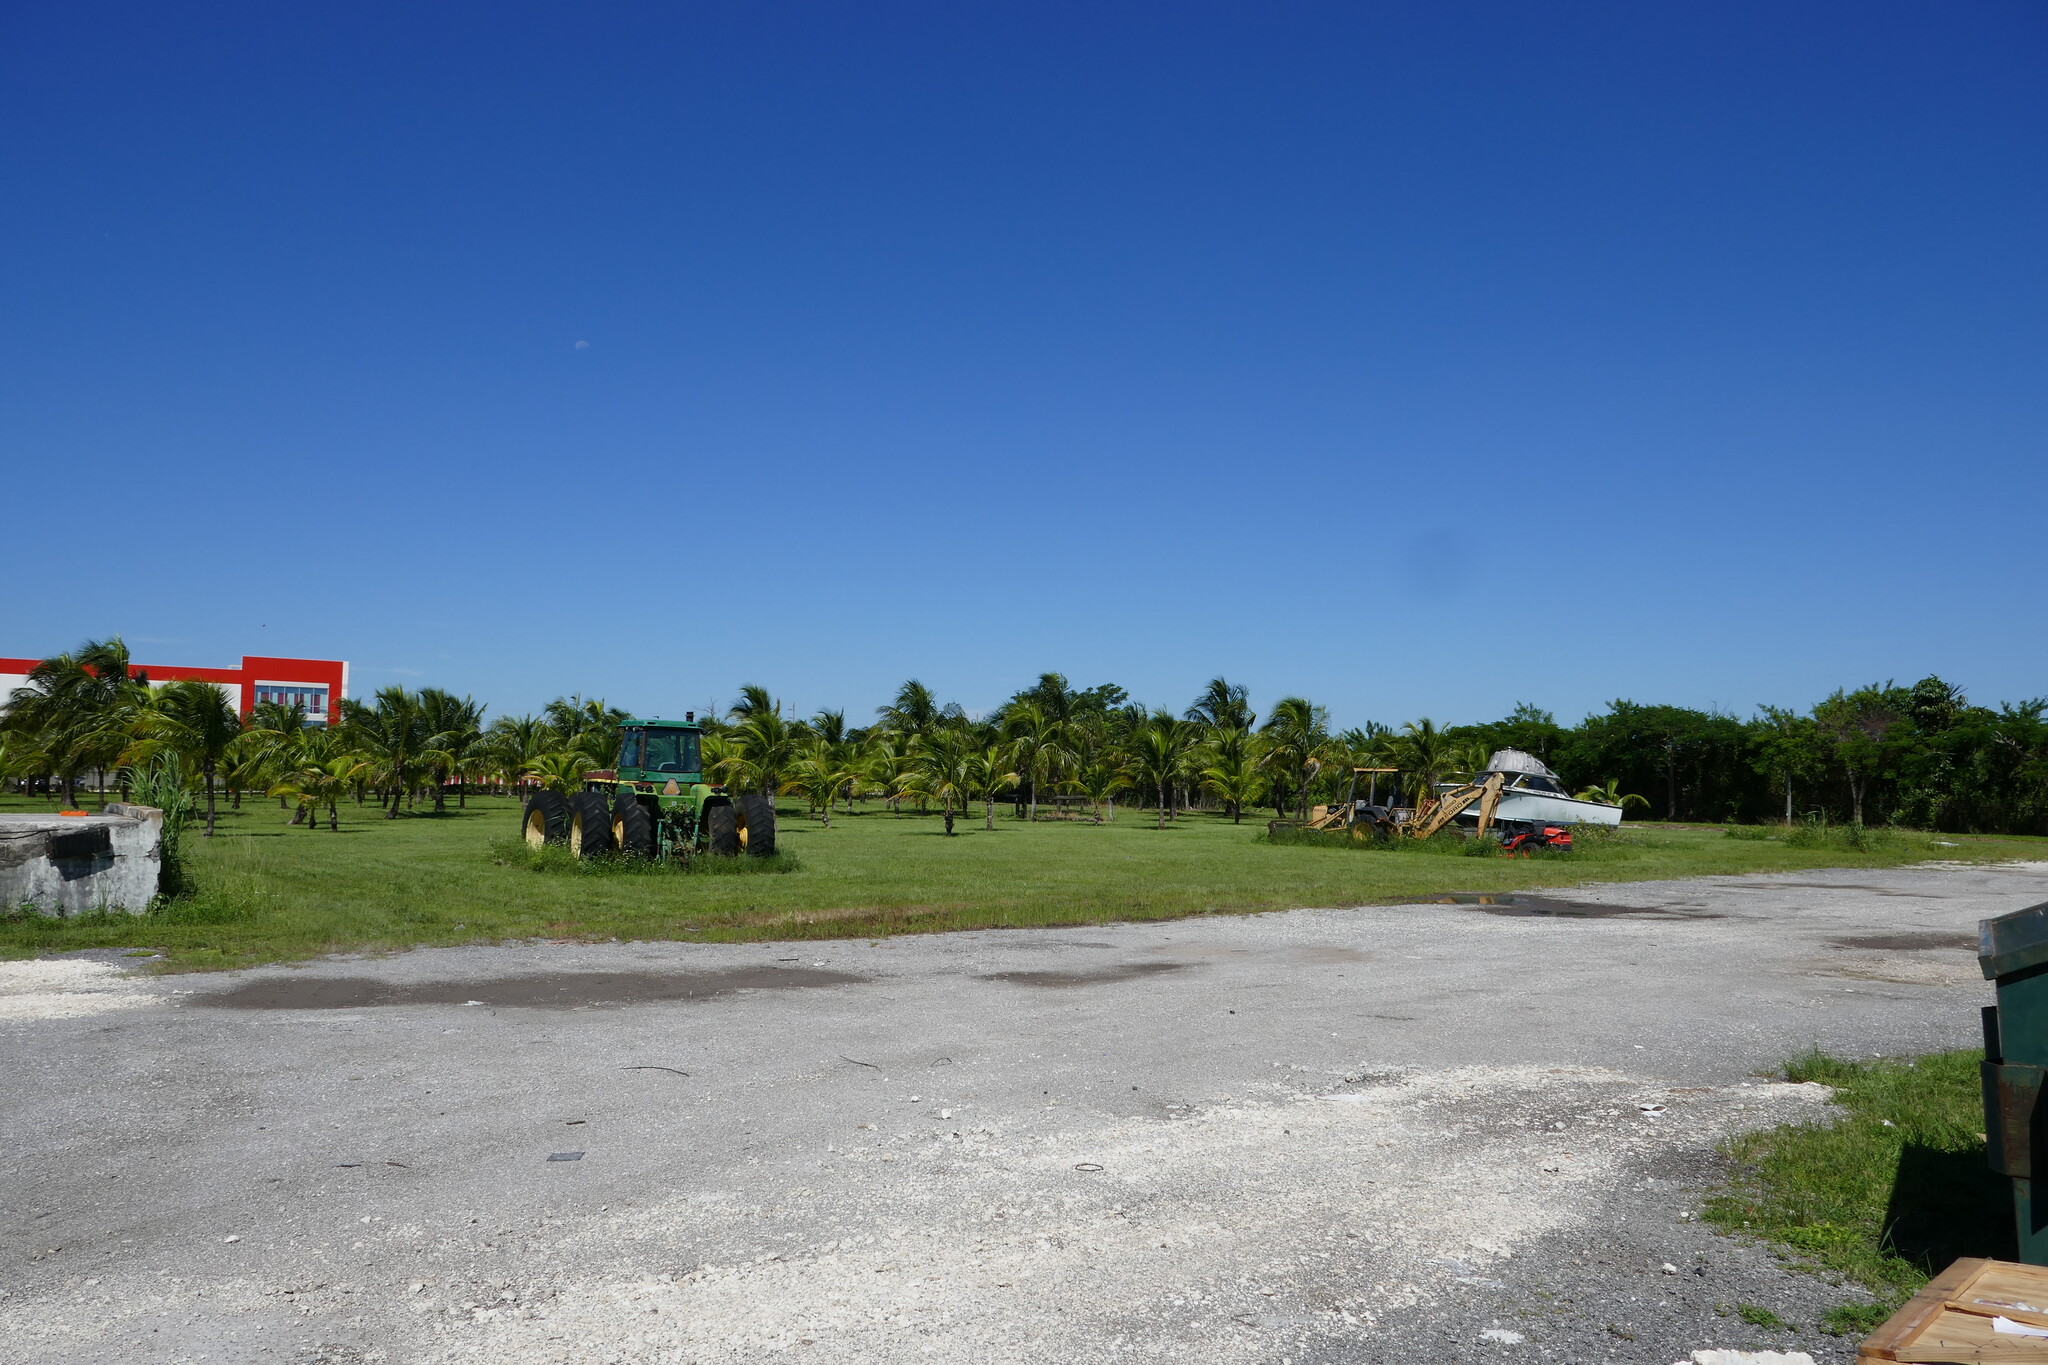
[3,861,2040,1365]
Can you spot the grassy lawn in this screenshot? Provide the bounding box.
[1,790,2040,971]
[1706,1050,2009,1335]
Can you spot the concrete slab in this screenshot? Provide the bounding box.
[0,806,161,915]
[1,860,2042,1363]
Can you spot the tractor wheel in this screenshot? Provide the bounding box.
[612,794,656,859]
[737,794,777,856]
[570,791,615,858]
[523,791,569,847]
[706,802,740,856]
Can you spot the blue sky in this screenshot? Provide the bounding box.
[5,2,2043,729]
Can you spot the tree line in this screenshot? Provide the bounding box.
[4,639,2045,835]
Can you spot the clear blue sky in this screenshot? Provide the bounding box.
[6,2,2043,728]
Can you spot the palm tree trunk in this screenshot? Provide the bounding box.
[203,762,218,837]
[1784,775,1794,826]
[985,796,995,831]
[1157,781,1167,829]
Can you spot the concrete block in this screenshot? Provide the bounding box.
[0,807,163,916]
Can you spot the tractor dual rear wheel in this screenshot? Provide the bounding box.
[737,794,776,856]
[570,791,615,857]
[706,802,739,856]
[611,794,655,858]
[523,791,569,847]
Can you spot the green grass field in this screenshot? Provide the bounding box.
[2,790,2040,971]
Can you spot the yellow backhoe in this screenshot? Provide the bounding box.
[1306,767,1506,839]
[1409,770,1506,838]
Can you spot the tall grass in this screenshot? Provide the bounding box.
[486,838,801,876]
[1721,820,1913,853]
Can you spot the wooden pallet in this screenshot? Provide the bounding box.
[1861,1259,2048,1362]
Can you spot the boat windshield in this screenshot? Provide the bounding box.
[1512,774,1564,793]
[641,729,701,775]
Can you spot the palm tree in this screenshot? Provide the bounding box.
[521,750,592,796]
[1388,718,1456,810]
[901,728,973,833]
[859,734,913,813]
[128,679,243,836]
[875,679,963,743]
[1259,696,1332,820]
[268,752,369,831]
[418,688,486,812]
[219,743,268,812]
[542,695,627,767]
[964,743,1020,830]
[720,701,801,798]
[2,638,153,809]
[1574,778,1650,812]
[1185,678,1256,731]
[730,683,780,721]
[1003,700,1075,822]
[240,699,309,807]
[346,687,434,817]
[484,713,557,795]
[0,730,45,799]
[1199,725,1262,823]
[1448,742,1492,782]
[1128,710,1200,829]
[784,744,856,826]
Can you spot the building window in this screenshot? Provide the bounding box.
[255,684,330,721]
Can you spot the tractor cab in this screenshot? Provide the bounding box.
[616,718,704,783]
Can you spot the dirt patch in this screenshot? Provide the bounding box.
[1141,944,1371,965]
[1291,946,1373,964]
[1744,882,1938,898]
[977,962,1191,988]
[1828,931,1977,952]
[1415,894,1717,920]
[190,966,867,1011]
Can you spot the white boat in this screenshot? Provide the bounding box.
[1436,749,1623,828]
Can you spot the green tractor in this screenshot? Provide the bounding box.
[519,715,776,859]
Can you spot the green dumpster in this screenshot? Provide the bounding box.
[1980,900,2048,1265]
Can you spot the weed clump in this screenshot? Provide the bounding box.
[1784,819,1906,852]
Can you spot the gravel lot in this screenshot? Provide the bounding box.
[3,861,2041,1364]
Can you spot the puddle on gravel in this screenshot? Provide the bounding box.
[1415,894,1720,920]
[1828,931,1976,952]
[977,962,1190,988]
[192,966,867,1011]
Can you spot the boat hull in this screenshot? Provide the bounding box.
[1494,791,1623,827]
[1433,786,1625,828]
